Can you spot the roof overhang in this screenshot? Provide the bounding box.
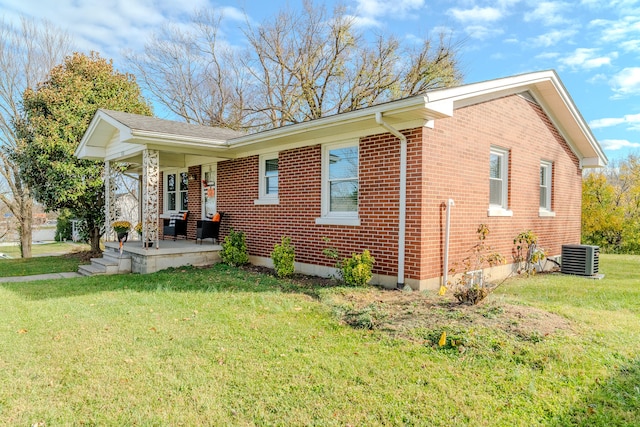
[76,70,606,169]
[421,70,607,168]
[75,110,235,168]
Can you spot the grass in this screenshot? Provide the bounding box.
[0,252,90,277]
[0,255,638,425]
[0,241,89,258]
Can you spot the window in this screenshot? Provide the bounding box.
[488,147,512,216]
[539,161,555,216]
[166,170,188,212]
[255,154,279,204]
[316,141,360,226]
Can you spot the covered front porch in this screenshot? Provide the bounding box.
[74,109,243,275]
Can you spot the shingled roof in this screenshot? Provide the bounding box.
[99,109,246,141]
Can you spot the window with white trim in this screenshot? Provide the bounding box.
[540,161,554,215]
[488,147,511,216]
[165,170,188,212]
[255,154,279,204]
[316,141,360,225]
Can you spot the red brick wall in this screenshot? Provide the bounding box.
[217,138,414,277]
[417,94,582,281]
[216,93,582,283]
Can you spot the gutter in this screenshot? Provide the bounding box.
[375,112,407,288]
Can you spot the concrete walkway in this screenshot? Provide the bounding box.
[0,272,82,283]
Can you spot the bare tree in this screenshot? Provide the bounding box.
[0,17,72,257]
[126,9,250,130]
[129,0,463,131]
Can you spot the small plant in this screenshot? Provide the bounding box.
[513,230,546,275]
[134,222,143,235]
[321,237,375,286]
[448,224,505,305]
[111,220,131,234]
[340,250,375,286]
[220,228,249,266]
[271,236,295,278]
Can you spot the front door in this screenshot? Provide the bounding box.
[202,163,217,219]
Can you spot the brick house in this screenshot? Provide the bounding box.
[76,70,606,289]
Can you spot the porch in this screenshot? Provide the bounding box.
[78,239,222,276]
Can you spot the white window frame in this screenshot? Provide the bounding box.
[539,160,555,217]
[255,153,279,205]
[316,140,361,226]
[164,168,188,213]
[488,146,512,217]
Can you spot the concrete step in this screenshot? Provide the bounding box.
[90,257,120,275]
[78,250,133,277]
[78,263,106,277]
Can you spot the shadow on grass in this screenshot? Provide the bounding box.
[554,358,640,426]
[0,263,343,301]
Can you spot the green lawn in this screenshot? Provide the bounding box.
[0,255,638,425]
[0,244,90,277]
[0,241,89,258]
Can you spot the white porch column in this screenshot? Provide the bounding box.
[142,149,160,249]
[104,160,117,241]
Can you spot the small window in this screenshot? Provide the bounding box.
[255,154,279,205]
[316,141,360,226]
[540,161,555,216]
[488,147,512,216]
[166,170,188,212]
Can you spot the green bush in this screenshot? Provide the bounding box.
[339,250,375,286]
[55,209,73,242]
[271,236,295,278]
[220,228,249,266]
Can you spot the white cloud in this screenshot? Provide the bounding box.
[589,114,640,129]
[620,39,640,53]
[600,139,640,151]
[529,28,577,47]
[463,25,504,40]
[0,0,254,70]
[535,51,560,60]
[449,6,503,23]
[611,67,640,97]
[354,0,426,22]
[559,48,616,71]
[524,1,569,26]
[590,16,640,42]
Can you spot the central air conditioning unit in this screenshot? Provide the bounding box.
[561,244,599,276]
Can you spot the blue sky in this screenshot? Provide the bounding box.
[1,0,639,163]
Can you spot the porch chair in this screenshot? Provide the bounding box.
[196,212,224,244]
[163,210,189,240]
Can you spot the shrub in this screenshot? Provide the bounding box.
[271,236,295,278]
[513,230,546,275]
[321,237,375,286]
[340,250,375,286]
[448,224,504,305]
[220,228,249,266]
[55,209,73,242]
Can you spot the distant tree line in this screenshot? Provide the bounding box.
[582,154,640,253]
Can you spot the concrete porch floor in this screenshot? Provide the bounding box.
[105,238,222,274]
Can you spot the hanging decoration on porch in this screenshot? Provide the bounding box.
[104,161,118,241]
[142,149,160,250]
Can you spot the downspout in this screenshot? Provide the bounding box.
[442,199,455,293]
[375,112,407,288]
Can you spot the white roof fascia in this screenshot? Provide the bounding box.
[227,95,452,149]
[423,70,607,167]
